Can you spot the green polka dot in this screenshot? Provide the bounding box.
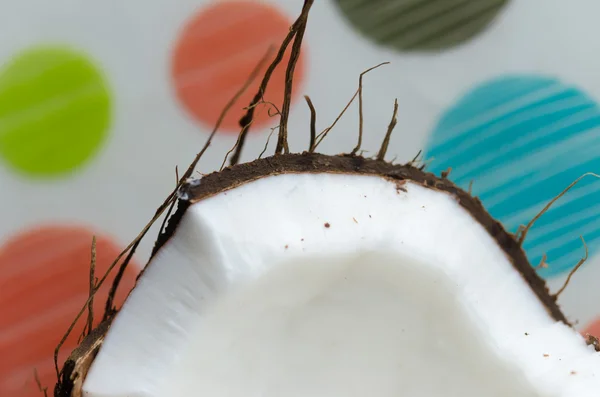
[0,45,112,177]
[334,0,509,52]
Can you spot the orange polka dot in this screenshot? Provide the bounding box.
[171,0,307,133]
[0,225,140,397]
[583,317,600,338]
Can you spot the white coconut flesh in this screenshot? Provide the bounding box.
[82,172,600,397]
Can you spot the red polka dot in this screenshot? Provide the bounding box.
[171,1,307,133]
[583,317,600,338]
[0,225,139,397]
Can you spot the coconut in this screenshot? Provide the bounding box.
[53,1,600,397]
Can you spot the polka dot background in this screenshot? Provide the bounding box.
[0,45,111,177]
[1,0,600,394]
[171,1,306,132]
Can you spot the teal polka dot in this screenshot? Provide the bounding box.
[424,75,600,278]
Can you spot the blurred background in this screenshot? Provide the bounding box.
[2,0,600,395]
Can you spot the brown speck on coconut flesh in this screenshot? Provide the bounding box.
[396,180,408,193]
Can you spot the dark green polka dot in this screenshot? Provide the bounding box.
[334,0,509,52]
[0,45,112,178]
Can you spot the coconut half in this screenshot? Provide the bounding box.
[55,153,600,397]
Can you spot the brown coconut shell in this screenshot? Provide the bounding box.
[55,152,568,397]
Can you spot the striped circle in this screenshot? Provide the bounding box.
[171,1,306,133]
[333,0,509,51]
[0,45,112,178]
[0,225,139,396]
[424,75,600,278]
